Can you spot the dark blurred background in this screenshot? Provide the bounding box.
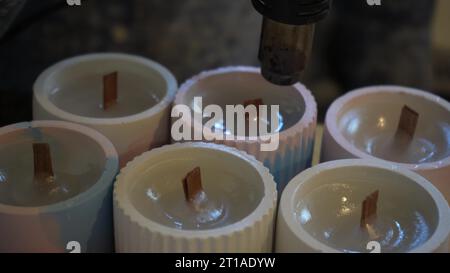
[0,0,449,126]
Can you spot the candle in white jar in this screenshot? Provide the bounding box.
[276,160,450,253]
[114,142,277,253]
[174,67,317,192]
[0,121,119,253]
[34,53,177,166]
[322,86,450,204]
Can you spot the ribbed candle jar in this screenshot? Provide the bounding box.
[114,142,277,253]
[173,67,317,193]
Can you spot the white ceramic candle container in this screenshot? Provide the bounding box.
[174,67,317,193]
[0,121,119,253]
[114,142,277,253]
[322,86,450,203]
[33,53,177,167]
[276,159,450,253]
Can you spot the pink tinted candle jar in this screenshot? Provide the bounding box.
[174,67,317,193]
[0,121,119,253]
[33,53,177,167]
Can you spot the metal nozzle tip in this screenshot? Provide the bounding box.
[257,18,314,86]
[260,68,300,86]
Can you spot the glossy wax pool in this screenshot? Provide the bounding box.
[296,181,435,253]
[49,71,163,118]
[130,159,263,230]
[0,128,104,207]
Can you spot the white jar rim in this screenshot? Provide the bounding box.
[33,53,178,126]
[279,159,450,253]
[175,66,317,143]
[325,85,450,171]
[114,142,277,239]
[0,120,119,215]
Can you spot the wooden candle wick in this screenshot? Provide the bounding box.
[33,143,54,185]
[360,190,379,229]
[103,71,118,110]
[396,105,419,140]
[243,98,263,135]
[182,167,204,204]
[243,98,264,118]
